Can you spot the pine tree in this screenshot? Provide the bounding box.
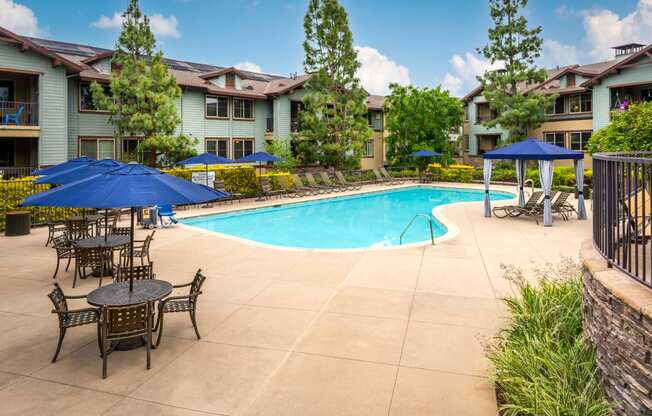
[91,0,195,166]
[301,0,371,169]
[477,0,556,141]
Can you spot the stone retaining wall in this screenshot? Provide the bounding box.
[582,241,652,415]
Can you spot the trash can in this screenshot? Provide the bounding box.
[137,207,159,229]
[5,210,31,236]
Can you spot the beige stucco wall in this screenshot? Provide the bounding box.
[528,118,593,166]
[360,130,386,170]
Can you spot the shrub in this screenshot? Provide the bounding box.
[162,165,260,196]
[488,260,611,416]
[0,177,87,231]
[587,101,652,153]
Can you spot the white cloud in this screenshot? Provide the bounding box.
[440,52,502,96]
[355,46,410,95]
[234,61,262,73]
[0,0,42,36]
[92,12,180,39]
[582,0,652,60]
[541,39,579,67]
[149,14,180,39]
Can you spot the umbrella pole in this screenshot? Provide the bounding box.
[129,207,135,292]
[257,162,263,200]
[104,209,108,242]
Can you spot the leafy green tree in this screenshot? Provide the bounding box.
[477,0,556,141]
[384,84,463,166]
[587,102,652,153]
[265,137,297,171]
[91,0,196,166]
[301,0,371,169]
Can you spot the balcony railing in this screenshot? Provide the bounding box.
[0,101,38,126]
[0,166,35,179]
[593,153,652,287]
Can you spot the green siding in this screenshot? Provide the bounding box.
[0,40,68,165]
[467,97,509,155]
[592,56,652,131]
[369,110,384,131]
[273,95,291,140]
[67,79,114,158]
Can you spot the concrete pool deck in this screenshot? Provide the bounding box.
[0,182,592,415]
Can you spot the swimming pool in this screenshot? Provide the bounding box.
[182,186,513,249]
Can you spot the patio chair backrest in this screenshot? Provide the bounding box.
[66,219,90,241]
[144,230,155,250]
[76,246,105,268]
[380,167,392,178]
[319,172,335,186]
[159,204,175,216]
[214,180,227,192]
[524,191,543,208]
[16,105,24,116]
[260,177,272,191]
[372,169,383,180]
[552,191,571,207]
[189,269,206,305]
[305,173,320,187]
[292,174,308,189]
[48,283,68,313]
[53,234,72,255]
[335,171,348,184]
[102,302,150,340]
[115,262,154,283]
[111,227,131,236]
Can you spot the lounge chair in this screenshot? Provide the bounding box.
[372,168,393,185]
[380,167,409,184]
[292,174,321,195]
[319,171,347,192]
[260,177,285,199]
[214,180,242,203]
[335,171,363,190]
[550,192,576,221]
[158,204,178,227]
[493,191,544,219]
[305,172,335,193]
[278,177,303,198]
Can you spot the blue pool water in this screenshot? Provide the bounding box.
[182,186,513,249]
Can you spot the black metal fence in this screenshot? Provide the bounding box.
[0,179,88,231]
[593,152,652,287]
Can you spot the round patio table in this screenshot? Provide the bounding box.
[87,280,173,350]
[75,235,130,277]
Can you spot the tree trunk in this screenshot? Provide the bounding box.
[148,145,157,167]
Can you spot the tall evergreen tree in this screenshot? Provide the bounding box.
[91,0,195,166]
[477,0,556,141]
[301,0,371,169]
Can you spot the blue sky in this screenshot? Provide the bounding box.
[1,0,650,96]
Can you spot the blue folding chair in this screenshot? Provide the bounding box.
[157,204,178,227]
[3,105,24,126]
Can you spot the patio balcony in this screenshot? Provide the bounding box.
[0,101,39,137]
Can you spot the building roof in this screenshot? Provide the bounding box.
[366,95,385,110]
[460,46,649,102]
[0,26,385,106]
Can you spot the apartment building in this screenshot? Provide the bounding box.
[461,43,652,164]
[0,26,387,174]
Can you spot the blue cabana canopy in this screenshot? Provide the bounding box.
[35,158,124,185]
[409,150,441,158]
[176,152,233,165]
[32,156,94,176]
[235,151,281,163]
[481,138,586,226]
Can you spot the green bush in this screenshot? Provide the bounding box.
[488,260,611,416]
[587,101,652,153]
[163,166,261,196]
[0,178,86,231]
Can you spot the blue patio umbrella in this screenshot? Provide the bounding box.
[32,156,95,176]
[22,162,229,290]
[235,152,282,199]
[409,150,442,158]
[35,158,124,185]
[176,152,233,187]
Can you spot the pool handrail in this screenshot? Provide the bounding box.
[399,213,435,246]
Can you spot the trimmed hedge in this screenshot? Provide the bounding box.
[0,177,87,231]
[428,163,476,183]
[162,165,293,195]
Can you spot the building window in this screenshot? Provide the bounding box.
[544,132,565,147]
[567,73,576,87]
[367,111,373,126]
[79,82,110,111]
[364,140,374,157]
[233,138,254,159]
[569,93,592,113]
[0,80,15,102]
[570,131,591,151]
[79,138,114,159]
[545,96,565,115]
[206,95,229,118]
[206,138,229,158]
[225,73,236,88]
[122,138,152,163]
[233,98,254,120]
[476,103,497,123]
